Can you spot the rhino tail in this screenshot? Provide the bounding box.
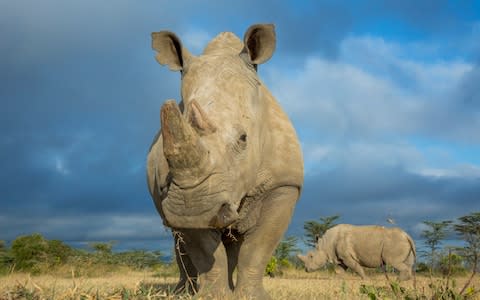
[406,233,417,287]
[406,233,416,259]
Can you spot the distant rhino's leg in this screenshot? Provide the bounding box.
[341,256,367,279]
[178,228,231,297]
[391,260,413,281]
[387,248,414,281]
[235,186,298,300]
[173,236,198,294]
[334,264,347,275]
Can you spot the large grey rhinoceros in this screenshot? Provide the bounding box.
[146,24,303,299]
[297,224,416,280]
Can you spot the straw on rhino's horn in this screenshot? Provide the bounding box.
[161,100,207,171]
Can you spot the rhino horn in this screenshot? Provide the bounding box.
[161,100,208,172]
[188,100,216,135]
[297,254,306,263]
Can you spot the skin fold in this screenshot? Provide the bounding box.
[146,24,304,299]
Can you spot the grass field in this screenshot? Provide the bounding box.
[1,269,479,299]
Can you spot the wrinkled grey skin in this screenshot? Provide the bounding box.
[298,224,416,280]
[147,24,303,299]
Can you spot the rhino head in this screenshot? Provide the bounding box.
[297,250,328,272]
[151,24,276,229]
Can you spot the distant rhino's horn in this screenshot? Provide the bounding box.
[161,100,207,171]
[188,100,216,135]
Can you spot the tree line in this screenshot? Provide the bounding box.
[0,234,163,275]
[1,211,478,278]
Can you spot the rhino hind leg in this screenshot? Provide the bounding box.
[234,186,299,300]
[387,248,415,281]
[392,260,414,281]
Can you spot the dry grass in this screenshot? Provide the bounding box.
[266,269,480,299]
[0,269,479,299]
[0,271,180,299]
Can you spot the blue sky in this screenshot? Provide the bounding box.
[1,1,479,253]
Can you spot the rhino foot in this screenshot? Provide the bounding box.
[196,288,233,299]
[234,287,271,300]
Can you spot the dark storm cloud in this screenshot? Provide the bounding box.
[0,1,180,222]
[0,0,356,242]
[291,163,480,239]
[1,1,479,246]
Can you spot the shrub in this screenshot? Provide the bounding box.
[439,251,467,276]
[9,233,74,273]
[10,233,49,272]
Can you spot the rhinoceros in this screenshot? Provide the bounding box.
[297,224,416,280]
[146,24,303,299]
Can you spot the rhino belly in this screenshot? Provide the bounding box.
[351,239,383,268]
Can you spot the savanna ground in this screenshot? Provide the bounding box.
[1,267,479,300]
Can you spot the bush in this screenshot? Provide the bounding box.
[9,233,74,273]
[416,262,430,273]
[0,240,14,274]
[10,233,49,272]
[47,239,72,265]
[114,250,163,270]
[439,251,467,276]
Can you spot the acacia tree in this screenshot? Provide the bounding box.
[266,236,300,277]
[421,220,452,271]
[454,212,480,295]
[303,215,340,248]
[89,242,114,254]
[274,236,299,262]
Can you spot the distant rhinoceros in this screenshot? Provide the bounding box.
[298,224,416,280]
[146,24,303,299]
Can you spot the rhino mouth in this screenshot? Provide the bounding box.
[162,178,240,229]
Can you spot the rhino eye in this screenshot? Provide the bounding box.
[239,133,247,143]
[232,132,247,153]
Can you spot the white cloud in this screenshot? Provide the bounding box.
[412,164,480,179]
[87,215,169,240]
[264,34,480,180]
[54,156,70,175]
[267,56,425,137]
[267,34,473,136]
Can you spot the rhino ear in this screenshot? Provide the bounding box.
[151,31,192,71]
[241,24,276,67]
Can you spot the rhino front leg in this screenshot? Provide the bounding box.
[235,186,299,300]
[172,235,198,294]
[225,237,242,290]
[177,228,231,297]
[341,256,367,279]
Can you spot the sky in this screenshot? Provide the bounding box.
[1,0,480,253]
